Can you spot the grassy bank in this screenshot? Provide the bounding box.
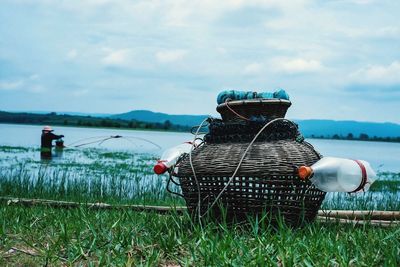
[0,145,399,265]
[1,205,399,266]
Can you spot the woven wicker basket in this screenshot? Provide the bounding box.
[175,138,326,226]
[216,99,292,122]
[172,112,326,226]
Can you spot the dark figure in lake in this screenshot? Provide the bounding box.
[41,126,64,159]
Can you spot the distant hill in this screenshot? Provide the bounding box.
[0,110,190,132]
[112,110,400,138]
[111,110,208,127]
[3,109,400,139]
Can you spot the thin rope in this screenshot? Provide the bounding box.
[123,136,162,150]
[67,135,161,149]
[199,118,298,218]
[66,136,111,147]
[189,117,210,226]
[98,136,117,146]
[73,137,113,147]
[120,137,139,149]
[225,100,251,121]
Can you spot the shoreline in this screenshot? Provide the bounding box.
[1,122,399,144]
[0,121,185,134]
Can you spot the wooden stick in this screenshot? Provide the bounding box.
[318,210,400,221]
[316,216,400,227]
[0,197,187,214]
[10,246,40,257]
[2,197,400,224]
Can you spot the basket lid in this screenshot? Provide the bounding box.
[216,99,292,122]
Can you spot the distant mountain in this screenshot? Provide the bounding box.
[111,110,209,127]
[0,110,189,132]
[112,110,400,138]
[7,109,399,138]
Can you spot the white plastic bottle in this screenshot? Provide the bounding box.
[154,142,194,175]
[298,157,377,193]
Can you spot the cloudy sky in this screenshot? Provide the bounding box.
[1,0,399,123]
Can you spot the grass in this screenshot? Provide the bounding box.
[0,146,183,206]
[370,180,400,192]
[0,206,399,266]
[0,145,399,265]
[0,145,34,152]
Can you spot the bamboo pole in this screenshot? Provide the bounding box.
[0,197,187,214]
[1,197,400,226]
[318,210,400,221]
[316,216,400,228]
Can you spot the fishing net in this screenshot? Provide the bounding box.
[204,118,303,144]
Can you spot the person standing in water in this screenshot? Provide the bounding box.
[41,126,64,159]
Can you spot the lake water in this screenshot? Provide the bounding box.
[1,123,399,172]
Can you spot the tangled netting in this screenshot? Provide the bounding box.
[204,118,304,144]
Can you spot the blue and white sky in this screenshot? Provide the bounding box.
[1,0,400,123]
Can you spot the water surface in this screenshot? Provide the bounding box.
[0,123,399,172]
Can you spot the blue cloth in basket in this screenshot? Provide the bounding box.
[217,88,289,104]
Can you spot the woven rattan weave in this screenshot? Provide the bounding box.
[173,99,326,226]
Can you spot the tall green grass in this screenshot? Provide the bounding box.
[0,150,183,206]
[0,145,399,265]
[0,205,399,266]
[0,145,399,209]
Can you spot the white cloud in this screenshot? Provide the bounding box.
[72,89,89,97]
[29,74,39,80]
[58,0,114,13]
[271,58,323,74]
[27,85,46,93]
[338,26,400,40]
[0,80,24,91]
[349,61,400,84]
[79,0,112,6]
[66,49,78,60]
[2,0,400,122]
[375,27,400,38]
[101,49,131,67]
[349,0,375,5]
[156,50,187,63]
[0,76,46,93]
[243,62,263,75]
[264,19,294,30]
[132,0,309,27]
[216,47,227,55]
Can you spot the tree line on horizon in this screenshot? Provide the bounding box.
[1,111,399,143]
[308,133,400,143]
[0,111,189,132]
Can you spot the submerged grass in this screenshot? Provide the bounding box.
[0,145,399,265]
[0,147,183,206]
[0,145,35,152]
